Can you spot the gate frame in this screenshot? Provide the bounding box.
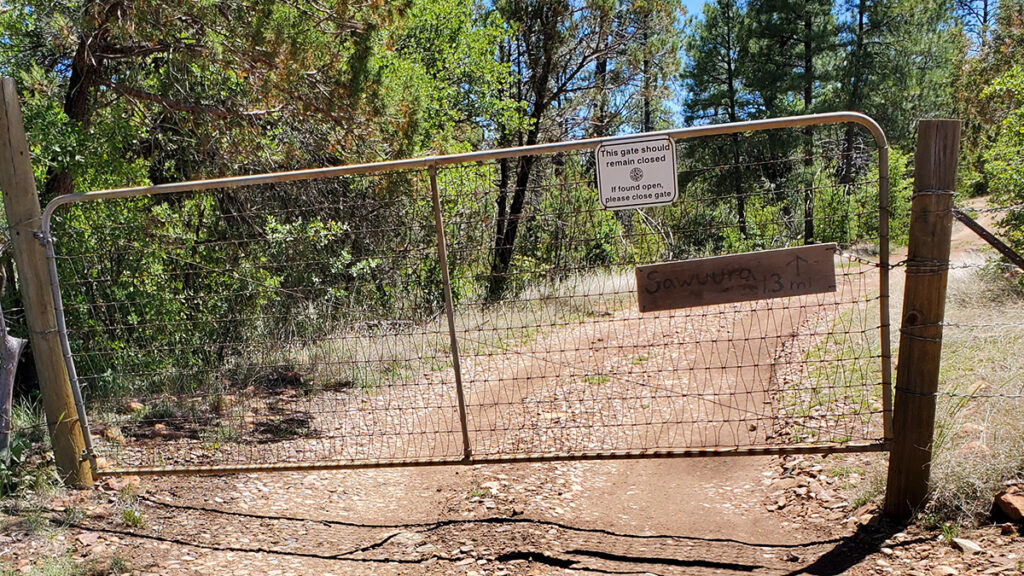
[36,111,892,477]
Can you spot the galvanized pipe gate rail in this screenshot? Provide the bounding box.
[39,112,892,476]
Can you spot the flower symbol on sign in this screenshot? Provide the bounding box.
[629,167,644,182]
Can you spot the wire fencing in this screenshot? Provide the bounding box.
[935,234,1024,404]
[42,114,892,475]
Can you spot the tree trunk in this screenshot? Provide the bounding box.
[725,5,746,238]
[642,27,653,133]
[839,0,866,186]
[802,12,815,245]
[486,92,550,300]
[42,23,106,202]
[485,5,559,300]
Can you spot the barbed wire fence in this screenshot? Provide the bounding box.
[26,116,898,475]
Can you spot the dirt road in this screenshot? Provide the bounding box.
[33,257,888,576]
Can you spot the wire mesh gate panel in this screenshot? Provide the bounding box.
[42,113,892,475]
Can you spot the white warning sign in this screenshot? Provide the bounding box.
[595,135,678,210]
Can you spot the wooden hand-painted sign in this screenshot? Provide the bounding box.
[635,244,838,312]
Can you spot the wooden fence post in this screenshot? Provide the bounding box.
[883,119,961,518]
[0,78,93,487]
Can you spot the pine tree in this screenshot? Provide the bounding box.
[681,0,751,234]
[745,0,839,243]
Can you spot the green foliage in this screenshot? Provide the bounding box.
[846,146,914,247]
[983,65,1024,252]
[0,434,35,496]
[120,507,144,527]
[57,172,450,397]
[953,1,1024,198]
[882,147,915,247]
[1,401,57,498]
[387,0,526,149]
[523,159,624,274]
[681,0,749,124]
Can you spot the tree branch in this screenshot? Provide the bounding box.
[105,81,283,118]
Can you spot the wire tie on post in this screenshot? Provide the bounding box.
[911,188,955,199]
[898,328,942,343]
[909,208,954,216]
[893,386,936,398]
[903,257,948,275]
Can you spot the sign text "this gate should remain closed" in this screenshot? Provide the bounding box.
[595,135,678,210]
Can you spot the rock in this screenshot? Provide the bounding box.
[77,532,100,546]
[101,427,125,444]
[126,401,145,413]
[100,476,139,493]
[880,547,894,556]
[999,523,1017,536]
[933,567,958,576]
[951,538,983,555]
[771,477,801,492]
[808,479,836,502]
[852,502,877,519]
[994,486,1024,522]
[390,532,424,547]
[85,505,111,519]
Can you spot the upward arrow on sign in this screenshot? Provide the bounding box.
[787,254,809,275]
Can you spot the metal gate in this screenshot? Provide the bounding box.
[41,112,892,476]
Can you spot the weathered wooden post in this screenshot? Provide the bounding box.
[883,119,961,518]
[0,78,93,487]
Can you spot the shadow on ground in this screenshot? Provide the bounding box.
[53,495,929,575]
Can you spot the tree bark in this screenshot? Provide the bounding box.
[42,20,107,201]
[802,12,815,245]
[839,0,866,186]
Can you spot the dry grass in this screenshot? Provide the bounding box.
[280,270,635,390]
[925,264,1024,524]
